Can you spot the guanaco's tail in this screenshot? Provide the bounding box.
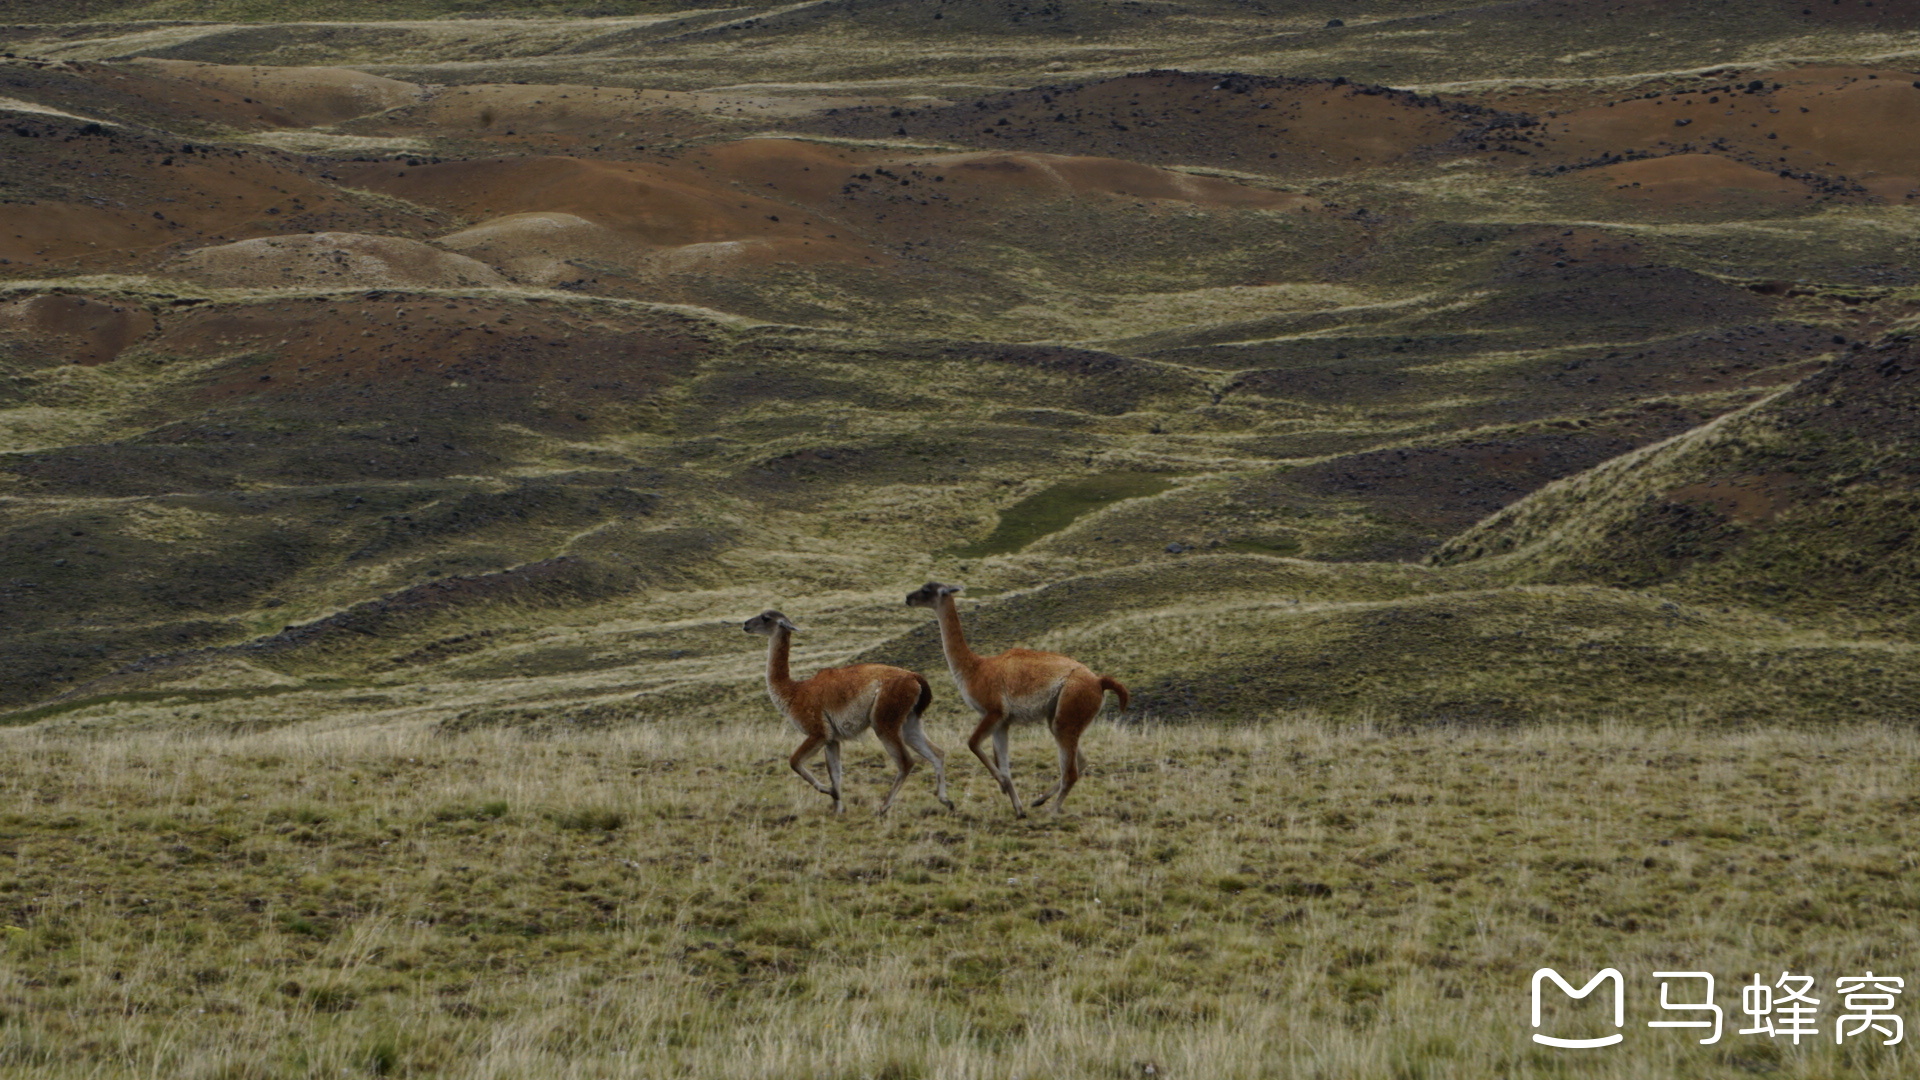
[913,672,933,718]
[1097,675,1129,711]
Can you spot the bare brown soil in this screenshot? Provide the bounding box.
[801,69,1519,175]
[0,294,155,366]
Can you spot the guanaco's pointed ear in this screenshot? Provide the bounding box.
[777,617,799,632]
[938,584,963,597]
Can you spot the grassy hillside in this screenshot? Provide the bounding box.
[0,5,1914,721]
[1434,330,1920,641]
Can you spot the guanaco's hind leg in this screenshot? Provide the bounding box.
[992,723,1018,812]
[901,711,954,810]
[874,735,915,815]
[872,677,923,816]
[822,740,846,814]
[967,709,1025,817]
[1032,678,1101,812]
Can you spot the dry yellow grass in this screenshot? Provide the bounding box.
[3,715,1915,1078]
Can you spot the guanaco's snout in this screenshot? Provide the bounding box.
[743,610,797,635]
[904,582,961,608]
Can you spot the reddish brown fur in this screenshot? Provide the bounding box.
[906,584,1127,816]
[747,610,949,815]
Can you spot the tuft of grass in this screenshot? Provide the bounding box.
[549,805,625,832]
[432,800,510,822]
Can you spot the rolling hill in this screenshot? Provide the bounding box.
[1,3,1916,731]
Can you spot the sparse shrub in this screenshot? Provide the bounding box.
[1338,969,1389,1006]
[304,983,357,1012]
[278,914,329,938]
[264,804,330,827]
[739,918,821,950]
[431,800,509,823]
[550,807,624,831]
[872,1057,926,1080]
[362,1036,400,1076]
[943,952,1007,990]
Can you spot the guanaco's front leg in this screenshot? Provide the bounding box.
[789,732,832,797]
[968,710,1023,817]
[822,740,845,814]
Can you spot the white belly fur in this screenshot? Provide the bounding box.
[824,681,879,740]
[999,677,1069,724]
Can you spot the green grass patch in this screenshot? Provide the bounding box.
[949,472,1177,557]
[0,682,356,728]
[1221,535,1303,556]
[549,806,626,832]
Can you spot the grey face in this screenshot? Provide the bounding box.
[744,610,797,635]
[904,582,961,608]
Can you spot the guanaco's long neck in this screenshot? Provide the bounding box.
[765,628,798,704]
[934,595,980,680]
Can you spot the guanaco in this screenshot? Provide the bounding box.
[904,583,1127,816]
[744,610,952,815]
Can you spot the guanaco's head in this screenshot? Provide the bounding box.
[743,610,798,636]
[904,582,962,609]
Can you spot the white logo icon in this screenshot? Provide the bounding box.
[1531,968,1625,1048]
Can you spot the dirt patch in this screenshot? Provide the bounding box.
[335,154,854,251]
[1233,362,1411,405]
[1771,333,1920,447]
[137,295,709,436]
[363,140,1309,287]
[800,69,1527,175]
[695,136,1319,210]
[940,341,1202,414]
[1665,475,1797,525]
[350,82,731,147]
[0,59,347,136]
[435,211,629,286]
[336,155,877,273]
[907,150,1313,209]
[1494,226,1652,275]
[1782,0,1920,25]
[240,556,632,656]
[1523,322,1836,399]
[1466,264,1775,340]
[1542,68,1920,202]
[0,293,154,366]
[126,59,423,127]
[1285,419,1704,532]
[1581,153,1810,207]
[166,232,509,289]
[0,115,443,270]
